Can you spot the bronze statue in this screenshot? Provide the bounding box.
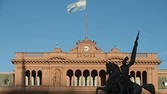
[96,32,155,94]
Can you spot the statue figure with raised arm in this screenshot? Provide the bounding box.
[120,32,139,94]
[96,32,156,94]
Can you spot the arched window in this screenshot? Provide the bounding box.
[91,70,98,86]
[37,70,42,86]
[142,71,147,85]
[83,69,90,86]
[75,70,81,86]
[130,71,135,82]
[25,70,30,86]
[136,71,141,85]
[99,70,106,86]
[32,70,36,86]
[4,79,9,86]
[67,69,73,86]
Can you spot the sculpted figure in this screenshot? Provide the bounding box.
[53,73,57,86]
[120,32,139,94]
[96,32,155,94]
[105,62,122,94]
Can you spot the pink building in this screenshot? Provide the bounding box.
[0,38,167,94]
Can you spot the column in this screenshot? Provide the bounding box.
[81,70,83,86]
[95,76,98,86]
[30,70,32,86]
[71,76,74,86]
[89,75,91,86]
[72,70,75,86]
[31,76,34,86]
[25,76,28,86]
[74,76,77,86]
[98,76,101,86]
[66,76,69,86]
[140,71,143,85]
[136,77,140,85]
[134,71,136,83]
[36,71,37,86]
[79,76,81,86]
[87,76,89,86]
[91,77,93,86]
[97,70,100,86]
[83,77,85,86]
[37,76,40,86]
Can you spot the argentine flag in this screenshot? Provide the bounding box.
[67,0,86,14]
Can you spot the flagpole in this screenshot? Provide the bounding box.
[85,0,88,39]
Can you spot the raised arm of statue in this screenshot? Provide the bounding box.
[129,32,139,66]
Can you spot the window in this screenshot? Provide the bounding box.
[4,79,9,85]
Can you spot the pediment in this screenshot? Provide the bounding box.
[70,38,103,53]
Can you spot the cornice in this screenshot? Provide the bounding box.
[12,59,160,65]
[135,60,161,65]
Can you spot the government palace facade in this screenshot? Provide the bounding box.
[0,38,167,94]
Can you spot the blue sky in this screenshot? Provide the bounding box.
[0,0,167,72]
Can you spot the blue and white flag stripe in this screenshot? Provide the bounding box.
[67,0,86,13]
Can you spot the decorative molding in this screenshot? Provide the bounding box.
[48,56,67,61]
[12,58,160,65]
